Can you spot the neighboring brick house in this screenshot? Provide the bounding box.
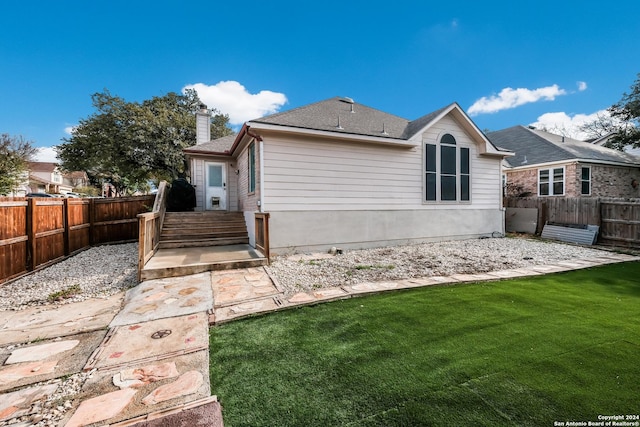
[487,126,640,198]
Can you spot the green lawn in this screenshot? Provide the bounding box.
[209,262,640,426]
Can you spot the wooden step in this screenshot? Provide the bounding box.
[161,227,248,235]
[160,233,249,242]
[159,210,249,249]
[158,237,250,249]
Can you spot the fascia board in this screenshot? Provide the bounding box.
[246,122,417,148]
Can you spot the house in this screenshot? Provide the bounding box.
[63,170,89,189]
[589,132,640,157]
[487,126,640,198]
[27,162,73,194]
[184,97,512,254]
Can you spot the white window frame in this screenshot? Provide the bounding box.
[538,166,565,196]
[248,142,256,194]
[580,166,591,196]
[423,133,471,203]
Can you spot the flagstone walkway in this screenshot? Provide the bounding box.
[0,251,637,426]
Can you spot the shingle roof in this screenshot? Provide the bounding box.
[250,96,455,140]
[250,97,410,139]
[185,97,487,156]
[28,161,58,172]
[184,134,237,154]
[487,126,640,167]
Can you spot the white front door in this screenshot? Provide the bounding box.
[205,162,227,210]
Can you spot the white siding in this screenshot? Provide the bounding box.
[262,114,501,211]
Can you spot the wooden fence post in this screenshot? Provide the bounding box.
[89,198,95,246]
[63,198,70,256]
[26,198,35,271]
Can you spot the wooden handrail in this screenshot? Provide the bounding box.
[137,181,169,281]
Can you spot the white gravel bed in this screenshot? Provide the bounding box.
[0,243,138,311]
[268,237,613,296]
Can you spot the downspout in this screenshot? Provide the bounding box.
[259,138,265,213]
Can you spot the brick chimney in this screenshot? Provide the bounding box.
[195,104,211,144]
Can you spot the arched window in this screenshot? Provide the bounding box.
[424,133,470,202]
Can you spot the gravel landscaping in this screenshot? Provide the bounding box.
[268,236,614,296]
[0,243,138,311]
[0,237,617,311]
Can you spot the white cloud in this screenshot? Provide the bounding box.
[528,109,613,140]
[183,81,287,125]
[34,146,59,162]
[468,84,567,116]
[577,81,587,91]
[64,126,76,135]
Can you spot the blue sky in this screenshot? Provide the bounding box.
[1,0,638,161]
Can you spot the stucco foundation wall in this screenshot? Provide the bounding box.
[268,208,505,254]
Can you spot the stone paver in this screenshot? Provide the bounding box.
[113,362,180,389]
[0,330,107,392]
[287,293,315,304]
[65,388,138,427]
[0,293,123,346]
[450,273,503,282]
[212,267,280,308]
[5,339,79,364]
[75,350,210,425]
[0,361,57,387]
[86,313,208,371]
[110,273,213,327]
[141,371,204,405]
[214,297,284,323]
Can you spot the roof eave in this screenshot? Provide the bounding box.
[408,103,513,158]
[505,158,640,170]
[183,148,232,157]
[246,122,418,148]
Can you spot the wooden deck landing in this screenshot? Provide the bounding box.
[140,244,268,281]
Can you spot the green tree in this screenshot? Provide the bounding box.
[0,134,37,195]
[603,73,640,150]
[57,89,232,195]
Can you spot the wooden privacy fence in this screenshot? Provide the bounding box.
[0,195,155,284]
[504,197,640,248]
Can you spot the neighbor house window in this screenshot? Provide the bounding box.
[248,142,256,193]
[424,133,470,202]
[581,166,591,195]
[538,167,565,196]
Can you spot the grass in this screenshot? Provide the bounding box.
[209,262,640,426]
[47,284,81,302]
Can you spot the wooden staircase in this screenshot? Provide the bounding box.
[159,211,249,249]
[139,211,267,281]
